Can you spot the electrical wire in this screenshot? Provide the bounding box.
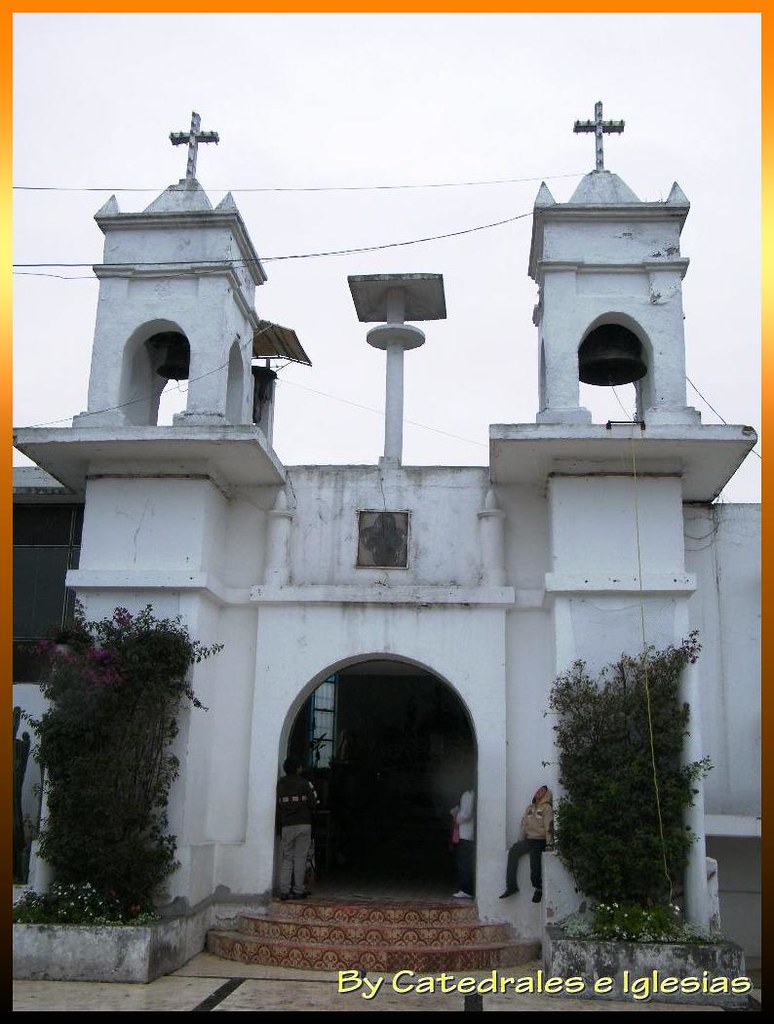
[687,376,728,423]
[15,345,488,452]
[628,429,675,903]
[15,367,755,463]
[277,378,488,450]
[687,376,761,460]
[12,258,758,469]
[17,327,265,430]
[14,271,96,281]
[12,210,534,273]
[12,171,584,194]
[12,174,759,465]
[608,379,760,466]
[611,384,634,421]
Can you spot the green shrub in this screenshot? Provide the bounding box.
[562,902,714,945]
[31,605,222,916]
[589,901,681,942]
[13,882,159,926]
[548,632,710,907]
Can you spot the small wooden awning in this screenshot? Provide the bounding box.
[252,320,312,366]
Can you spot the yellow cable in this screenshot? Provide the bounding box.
[629,428,673,902]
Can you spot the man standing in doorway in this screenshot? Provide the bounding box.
[277,757,318,900]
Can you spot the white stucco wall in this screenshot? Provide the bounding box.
[12,466,760,953]
[12,155,759,959]
[705,837,760,962]
[684,504,761,817]
[549,475,686,575]
[78,477,228,575]
[229,601,511,923]
[284,466,489,586]
[544,218,684,265]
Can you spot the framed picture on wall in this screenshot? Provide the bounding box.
[357,510,409,568]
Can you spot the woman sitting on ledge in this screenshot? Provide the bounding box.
[500,785,553,904]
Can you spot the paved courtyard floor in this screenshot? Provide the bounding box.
[13,954,761,1012]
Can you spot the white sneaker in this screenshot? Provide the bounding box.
[452,890,473,899]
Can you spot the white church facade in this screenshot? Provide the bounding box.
[13,110,760,963]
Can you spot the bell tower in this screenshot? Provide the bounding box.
[529,101,699,427]
[16,112,310,495]
[72,112,309,436]
[491,102,757,931]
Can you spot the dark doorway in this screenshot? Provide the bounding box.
[287,660,475,890]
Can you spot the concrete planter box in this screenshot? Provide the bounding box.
[13,913,206,983]
[544,924,750,1009]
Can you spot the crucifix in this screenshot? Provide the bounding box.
[573,101,625,172]
[169,112,219,180]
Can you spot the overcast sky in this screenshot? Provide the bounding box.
[12,12,761,502]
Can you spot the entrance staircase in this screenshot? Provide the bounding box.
[207,899,539,972]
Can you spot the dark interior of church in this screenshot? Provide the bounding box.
[287,662,476,888]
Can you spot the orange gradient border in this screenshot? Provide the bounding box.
[2,0,767,1008]
[1,4,9,1011]
[762,4,771,1003]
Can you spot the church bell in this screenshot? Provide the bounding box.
[148,332,190,381]
[252,364,277,425]
[578,324,647,386]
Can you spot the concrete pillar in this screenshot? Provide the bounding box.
[478,487,506,585]
[679,654,711,928]
[264,488,293,586]
[384,342,405,463]
[28,767,54,891]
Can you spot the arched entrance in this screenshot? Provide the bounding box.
[284,658,476,896]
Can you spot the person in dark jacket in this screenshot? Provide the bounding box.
[500,785,554,903]
[276,757,318,900]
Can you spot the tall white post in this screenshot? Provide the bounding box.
[384,342,405,463]
[348,273,446,467]
[384,287,407,462]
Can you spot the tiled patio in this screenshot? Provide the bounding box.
[12,873,762,1012]
[16,952,751,1013]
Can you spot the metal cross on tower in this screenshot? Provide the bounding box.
[573,101,624,172]
[169,112,219,180]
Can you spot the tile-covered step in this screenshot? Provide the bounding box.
[239,913,513,948]
[206,899,539,973]
[207,928,538,973]
[261,899,480,925]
